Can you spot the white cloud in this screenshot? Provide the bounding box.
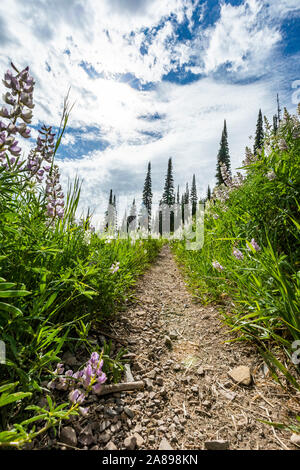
[0,0,298,225]
[202,0,281,76]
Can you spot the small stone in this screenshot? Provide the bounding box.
[197,366,205,376]
[290,433,300,447]
[164,336,172,349]
[144,378,154,390]
[169,330,178,340]
[202,400,211,409]
[105,441,118,450]
[124,407,135,419]
[60,426,77,447]
[98,432,111,444]
[156,376,164,386]
[147,370,156,379]
[124,435,137,450]
[159,437,173,450]
[99,420,111,432]
[105,407,118,417]
[173,363,181,372]
[205,440,229,450]
[228,366,252,386]
[134,433,144,447]
[78,424,95,446]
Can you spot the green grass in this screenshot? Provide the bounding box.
[172,107,300,393]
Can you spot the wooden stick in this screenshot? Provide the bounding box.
[95,381,144,396]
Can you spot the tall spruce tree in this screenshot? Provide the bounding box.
[207,185,211,201]
[162,157,175,205]
[253,109,264,155]
[216,120,231,186]
[160,157,175,234]
[142,162,152,230]
[191,174,197,216]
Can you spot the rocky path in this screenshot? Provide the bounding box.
[53,245,299,451]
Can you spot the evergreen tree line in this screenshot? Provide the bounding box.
[104,96,281,234]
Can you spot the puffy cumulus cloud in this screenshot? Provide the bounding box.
[59,75,275,224]
[201,0,282,77]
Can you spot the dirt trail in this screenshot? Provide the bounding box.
[46,245,298,450]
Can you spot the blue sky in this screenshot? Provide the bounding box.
[0,0,299,225]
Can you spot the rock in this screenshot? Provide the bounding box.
[290,433,300,447]
[90,445,100,451]
[147,370,156,380]
[173,363,181,372]
[110,421,122,433]
[124,363,134,382]
[159,437,173,450]
[228,366,252,386]
[98,432,111,444]
[105,441,118,450]
[204,440,229,450]
[124,407,135,419]
[60,426,77,447]
[197,366,205,376]
[99,420,111,432]
[124,435,137,450]
[164,336,172,349]
[105,407,118,417]
[156,376,164,386]
[79,424,94,446]
[169,330,178,340]
[144,378,154,390]
[134,433,144,447]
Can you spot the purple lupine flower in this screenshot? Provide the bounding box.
[212,261,224,272]
[90,352,100,366]
[250,238,261,252]
[278,139,288,151]
[78,406,89,417]
[68,389,80,403]
[54,363,64,375]
[110,262,120,274]
[232,248,244,260]
[45,164,64,220]
[9,140,21,156]
[0,63,35,168]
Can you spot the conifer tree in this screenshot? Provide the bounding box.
[191,174,197,216]
[207,185,211,201]
[253,109,264,155]
[216,120,231,185]
[142,162,152,230]
[160,158,175,234]
[184,182,189,205]
[162,157,175,205]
